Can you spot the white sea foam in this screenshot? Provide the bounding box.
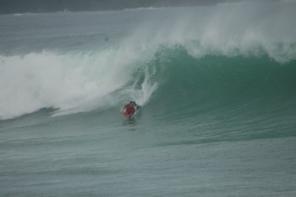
[0,47,157,119]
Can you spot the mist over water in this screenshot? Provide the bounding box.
[0,1,296,196]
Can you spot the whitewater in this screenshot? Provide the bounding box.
[0,1,296,196]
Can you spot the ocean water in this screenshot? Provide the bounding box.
[1,2,296,196]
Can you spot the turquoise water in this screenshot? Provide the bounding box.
[1,2,296,196]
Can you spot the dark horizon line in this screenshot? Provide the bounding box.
[0,0,223,15]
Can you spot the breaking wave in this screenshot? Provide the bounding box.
[0,0,296,120]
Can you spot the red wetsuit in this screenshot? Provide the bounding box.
[122,103,136,118]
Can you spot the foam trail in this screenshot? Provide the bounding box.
[130,67,158,106]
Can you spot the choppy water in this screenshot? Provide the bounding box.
[0,2,296,196]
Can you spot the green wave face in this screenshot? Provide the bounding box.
[131,46,296,142]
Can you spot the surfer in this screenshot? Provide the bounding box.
[121,101,140,119]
